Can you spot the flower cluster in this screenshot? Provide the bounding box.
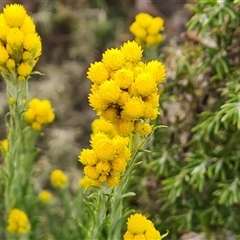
[0,4,41,81]
[50,169,68,189]
[87,40,166,137]
[130,13,164,47]
[124,213,162,240]
[24,98,55,130]
[7,208,30,235]
[38,190,52,204]
[79,132,131,187]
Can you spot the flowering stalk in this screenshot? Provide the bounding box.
[79,40,166,239]
[0,4,55,238]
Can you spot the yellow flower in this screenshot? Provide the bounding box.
[79,132,131,187]
[115,119,134,137]
[130,22,146,39]
[124,213,162,240]
[84,166,99,179]
[24,98,55,130]
[98,80,121,104]
[78,149,98,166]
[130,13,164,47]
[20,15,36,34]
[17,62,32,77]
[135,13,153,28]
[111,158,127,172]
[87,61,109,85]
[0,45,9,65]
[122,97,145,120]
[50,169,68,188]
[91,118,117,138]
[7,208,30,235]
[101,106,120,123]
[102,48,125,71]
[113,68,134,89]
[3,4,27,28]
[134,121,152,137]
[0,139,8,156]
[145,60,166,83]
[91,133,116,161]
[135,72,157,97]
[106,173,120,187]
[79,176,93,188]
[88,92,109,112]
[38,190,52,204]
[0,14,10,41]
[6,58,15,70]
[6,27,24,50]
[121,41,143,63]
[23,33,42,57]
[147,17,164,35]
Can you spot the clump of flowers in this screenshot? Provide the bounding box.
[130,13,164,47]
[38,190,52,204]
[7,208,31,235]
[87,40,166,137]
[0,3,42,82]
[124,213,162,240]
[50,169,68,189]
[79,132,131,187]
[24,98,55,130]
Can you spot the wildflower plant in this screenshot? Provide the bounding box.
[0,3,54,239]
[78,40,167,240]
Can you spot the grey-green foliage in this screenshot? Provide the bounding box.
[149,0,240,238]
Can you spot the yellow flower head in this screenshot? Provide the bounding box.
[50,169,68,188]
[0,3,41,80]
[17,62,32,77]
[24,98,55,130]
[113,68,134,89]
[115,119,134,137]
[145,60,166,83]
[121,41,143,63]
[3,4,27,28]
[147,17,164,35]
[124,213,162,240]
[0,139,8,156]
[135,72,157,97]
[38,190,52,204]
[23,33,42,57]
[130,13,164,47]
[91,118,117,138]
[87,61,109,85]
[20,15,36,34]
[7,208,30,235]
[134,121,152,137]
[6,27,24,50]
[122,97,145,120]
[79,131,131,187]
[98,79,121,104]
[135,13,153,28]
[102,48,125,71]
[0,45,9,65]
[101,106,120,123]
[79,176,93,188]
[78,149,98,166]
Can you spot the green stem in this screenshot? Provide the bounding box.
[107,134,143,240]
